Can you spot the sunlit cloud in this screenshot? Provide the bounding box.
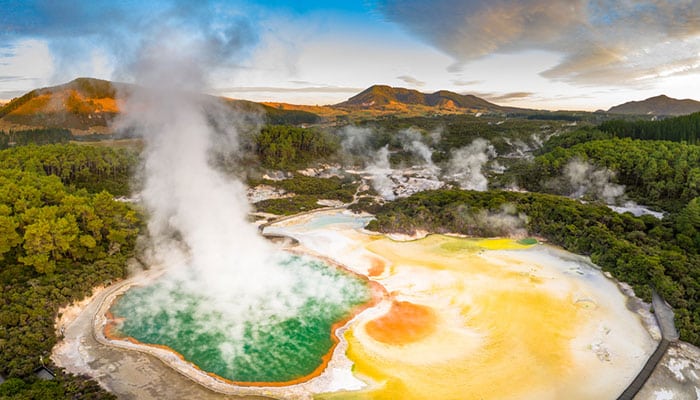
[1,0,699,109]
[0,39,54,98]
[451,79,482,86]
[376,0,700,86]
[396,75,425,87]
[484,91,535,102]
[216,86,363,94]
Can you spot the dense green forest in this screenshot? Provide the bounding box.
[358,189,700,345]
[261,105,321,126]
[600,112,700,143]
[0,144,139,399]
[0,129,72,149]
[536,127,612,153]
[518,137,700,209]
[0,144,136,196]
[255,125,339,169]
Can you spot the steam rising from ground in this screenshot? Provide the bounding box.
[365,145,396,200]
[456,203,528,237]
[445,138,496,191]
[399,127,439,174]
[339,125,374,157]
[564,158,625,204]
[340,125,444,200]
[114,29,365,370]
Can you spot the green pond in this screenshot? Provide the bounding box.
[110,255,370,383]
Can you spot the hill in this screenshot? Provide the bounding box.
[607,95,700,116]
[0,78,123,133]
[0,78,321,134]
[262,102,348,119]
[334,85,523,114]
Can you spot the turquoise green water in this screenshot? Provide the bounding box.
[301,213,373,230]
[110,255,370,383]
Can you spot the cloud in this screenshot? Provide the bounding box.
[216,86,363,94]
[451,79,482,86]
[0,39,54,93]
[396,75,425,87]
[484,91,534,102]
[0,90,26,100]
[375,0,700,86]
[0,0,259,87]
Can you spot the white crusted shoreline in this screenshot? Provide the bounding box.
[56,245,377,399]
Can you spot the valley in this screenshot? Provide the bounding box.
[2,82,700,400]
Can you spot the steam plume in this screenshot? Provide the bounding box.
[339,125,374,155]
[456,203,528,237]
[366,145,396,200]
[399,127,439,173]
[445,138,496,191]
[114,24,362,368]
[563,158,625,204]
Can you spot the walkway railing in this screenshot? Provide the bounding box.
[617,291,679,400]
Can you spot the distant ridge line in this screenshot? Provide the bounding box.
[608,94,700,116]
[333,84,526,113]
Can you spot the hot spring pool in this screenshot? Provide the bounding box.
[108,254,372,384]
[102,210,658,399]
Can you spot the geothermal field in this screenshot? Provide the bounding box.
[6,3,700,400]
[76,210,659,400]
[47,32,695,400]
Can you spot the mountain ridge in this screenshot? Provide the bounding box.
[607,95,700,116]
[333,84,523,113]
[0,78,321,133]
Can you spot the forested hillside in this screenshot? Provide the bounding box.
[600,112,700,143]
[0,144,140,399]
[0,144,136,196]
[520,137,700,209]
[255,125,338,169]
[0,129,72,149]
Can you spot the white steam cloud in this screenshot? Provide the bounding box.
[366,145,396,200]
[339,125,374,155]
[399,127,439,174]
[563,158,625,204]
[340,125,444,200]
[114,26,362,367]
[456,203,528,237]
[445,138,496,191]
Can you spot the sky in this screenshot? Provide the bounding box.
[0,0,699,110]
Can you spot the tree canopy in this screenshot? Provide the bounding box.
[0,144,139,398]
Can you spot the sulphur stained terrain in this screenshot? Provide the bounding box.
[267,212,656,400]
[110,255,370,384]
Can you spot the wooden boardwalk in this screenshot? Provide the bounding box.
[617,291,679,400]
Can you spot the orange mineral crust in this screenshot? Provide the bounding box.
[326,234,656,400]
[365,300,436,345]
[367,258,385,277]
